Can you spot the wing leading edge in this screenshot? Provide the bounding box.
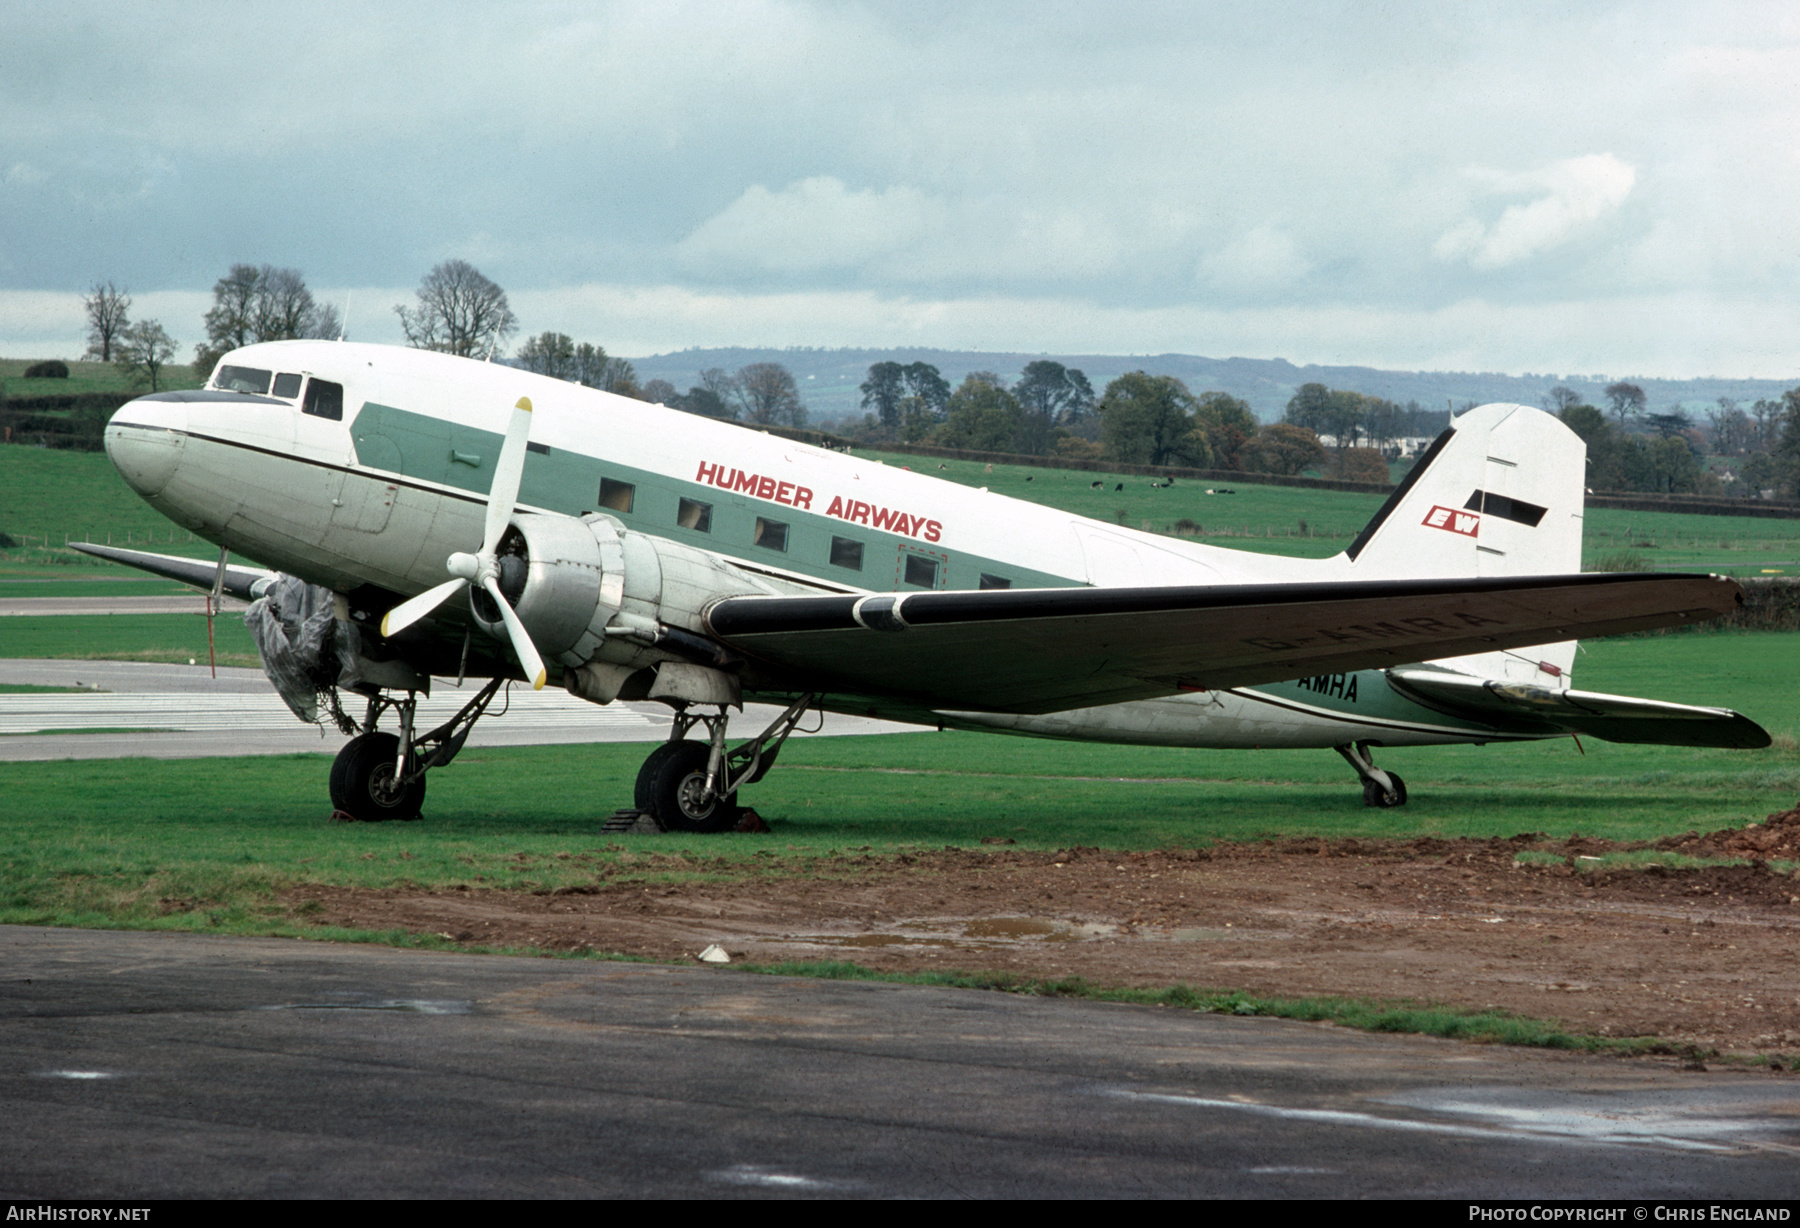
[704,573,1743,714]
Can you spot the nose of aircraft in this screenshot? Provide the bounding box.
[105,395,189,498]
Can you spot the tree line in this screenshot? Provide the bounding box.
[1542,381,1800,498]
[64,258,1800,497]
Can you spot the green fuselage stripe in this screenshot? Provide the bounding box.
[351,401,1082,592]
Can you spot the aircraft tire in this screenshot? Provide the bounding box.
[645,740,740,834]
[633,741,689,813]
[336,732,426,822]
[1362,773,1408,808]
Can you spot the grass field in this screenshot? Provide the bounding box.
[0,632,1791,935]
[857,449,1800,574]
[0,613,260,665]
[8,441,1800,581]
[0,357,201,399]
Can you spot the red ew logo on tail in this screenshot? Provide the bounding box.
[1422,505,1480,537]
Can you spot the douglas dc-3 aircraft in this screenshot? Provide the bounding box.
[84,340,1768,829]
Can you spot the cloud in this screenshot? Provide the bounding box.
[1198,226,1310,292]
[676,177,946,276]
[1434,154,1637,270]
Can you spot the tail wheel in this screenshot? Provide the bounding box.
[1362,773,1408,808]
[643,740,740,833]
[332,732,426,822]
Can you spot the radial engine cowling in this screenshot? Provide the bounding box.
[470,513,625,663]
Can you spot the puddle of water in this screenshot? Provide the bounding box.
[709,1164,839,1190]
[963,917,1065,939]
[262,998,471,1015]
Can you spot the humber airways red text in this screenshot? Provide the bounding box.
[694,461,944,542]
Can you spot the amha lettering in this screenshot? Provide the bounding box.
[1293,673,1359,702]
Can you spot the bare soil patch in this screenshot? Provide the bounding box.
[292,815,1800,1058]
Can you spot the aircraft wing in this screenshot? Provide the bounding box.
[704,573,1744,714]
[1385,664,1770,749]
[73,543,274,601]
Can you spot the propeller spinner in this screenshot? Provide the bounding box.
[380,396,548,689]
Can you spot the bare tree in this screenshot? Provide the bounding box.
[114,320,177,391]
[574,343,639,397]
[395,260,517,357]
[517,331,578,380]
[81,281,132,362]
[194,264,337,380]
[733,362,806,427]
[1542,385,1583,413]
[1604,381,1646,426]
[253,266,319,341]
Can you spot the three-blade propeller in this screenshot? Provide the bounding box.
[380,396,548,689]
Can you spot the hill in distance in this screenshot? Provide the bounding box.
[627,347,1800,427]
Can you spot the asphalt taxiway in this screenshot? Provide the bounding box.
[3,926,1796,1199]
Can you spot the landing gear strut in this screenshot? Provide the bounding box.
[1337,740,1407,808]
[634,692,817,832]
[328,679,506,821]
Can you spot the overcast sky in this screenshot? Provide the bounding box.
[5,1,1799,377]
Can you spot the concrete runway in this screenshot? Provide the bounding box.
[0,595,250,616]
[2,926,1796,1199]
[0,659,926,761]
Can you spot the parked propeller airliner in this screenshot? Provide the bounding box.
[85,340,1767,828]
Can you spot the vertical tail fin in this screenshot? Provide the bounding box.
[1346,402,1584,580]
[1346,403,1586,684]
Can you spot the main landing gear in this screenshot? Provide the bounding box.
[328,679,505,822]
[634,692,817,832]
[1337,740,1407,808]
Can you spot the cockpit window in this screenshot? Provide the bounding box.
[302,378,344,421]
[215,365,272,394]
[271,372,302,398]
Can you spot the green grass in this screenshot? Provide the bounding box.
[860,449,1376,558]
[0,578,196,596]
[7,432,1800,578]
[1,357,202,399]
[0,631,1789,1056]
[856,449,1800,574]
[0,632,1790,907]
[0,613,261,664]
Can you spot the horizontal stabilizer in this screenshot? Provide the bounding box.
[1387,665,1771,749]
[70,543,274,603]
[704,572,1745,714]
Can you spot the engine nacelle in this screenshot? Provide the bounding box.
[468,511,787,699]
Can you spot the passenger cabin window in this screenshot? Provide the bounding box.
[215,366,271,394]
[829,537,864,570]
[979,573,1012,590]
[599,479,635,514]
[271,372,302,398]
[677,497,712,532]
[301,378,343,421]
[903,554,939,588]
[754,518,789,552]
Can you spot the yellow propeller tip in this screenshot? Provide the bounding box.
[530,671,547,691]
[515,396,533,412]
[379,616,392,637]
